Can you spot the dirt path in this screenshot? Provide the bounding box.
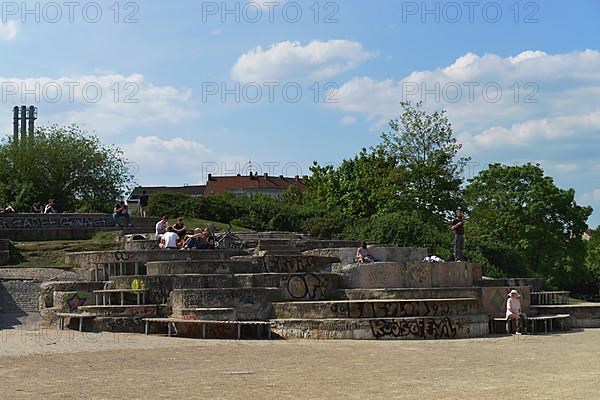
[1,328,599,399]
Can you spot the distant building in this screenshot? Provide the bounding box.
[204,173,305,198]
[128,185,206,206]
[583,228,594,241]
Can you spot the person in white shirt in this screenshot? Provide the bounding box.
[506,289,528,334]
[155,216,169,239]
[160,226,179,250]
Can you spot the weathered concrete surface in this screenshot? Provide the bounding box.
[234,273,340,301]
[1,269,84,314]
[271,298,481,319]
[332,262,482,289]
[177,307,237,321]
[304,246,427,264]
[296,240,363,252]
[477,278,544,292]
[0,268,83,281]
[531,303,600,328]
[480,286,531,315]
[263,255,340,273]
[38,281,105,323]
[171,288,283,320]
[340,287,481,301]
[271,314,489,340]
[0,213,155,241]
[78,304,159,317]
[65,249,246,269]
[146,260,262,275]
[0,239,9,265]
[124,238,159,251]
[110,275,235,305]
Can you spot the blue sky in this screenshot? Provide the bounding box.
[1,0,600,226]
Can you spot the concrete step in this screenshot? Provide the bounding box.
[271,314,489,340]
[66,249,247,270]
[232,273,339,301]
[263,255,340,273]
[111,272,339,304]
[146,260,263,275]
[272,298,481,319]
[176,308,237,321]
[332,262,482,289]
[171,288,283,320]
[93,316,147,333]
[261,250,302,256]
[258,239,295,247]
[77,304,159,318]
[340,287,482,300]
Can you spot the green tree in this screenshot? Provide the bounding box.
[0,125,134,212]
[378,101,470,215]
[585,229,600,286]
[465,163,593,289]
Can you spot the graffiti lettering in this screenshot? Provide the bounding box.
[131,278,145,290]
[369,318,461,339]
[115,251,131,261]
[0,215,112,230]
[331,301,460,319]
[286,273,329,299]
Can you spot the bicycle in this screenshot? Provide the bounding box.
[210,223,244,249]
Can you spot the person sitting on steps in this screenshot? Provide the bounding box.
[112,201,132,227]
[506,289,528,334]
[155,216,169,239]
[356,241,375,263]
[182,228,210,250]
[159,226,179,250]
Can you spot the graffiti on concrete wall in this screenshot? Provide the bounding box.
[330,301,461,319]
[286,273,329,299]
[65,292,89,312]
[369,318,462,339]
[264,256,321,273]
[0,216,112,230]
[131,278,145,290]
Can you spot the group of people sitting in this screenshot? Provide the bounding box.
[155,216,215,250]
[0,199,58,214]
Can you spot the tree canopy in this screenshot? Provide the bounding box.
[0,125,135,213]
[464,163,593,289]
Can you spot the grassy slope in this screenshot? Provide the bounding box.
[6,219,252,270]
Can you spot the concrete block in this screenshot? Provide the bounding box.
[304,246,427,264]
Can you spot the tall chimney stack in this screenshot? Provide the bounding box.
[28,106,36,138]
[20,105,27,142]
[13,106,19,144]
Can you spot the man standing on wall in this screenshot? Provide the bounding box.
[139,190,149,218]
[450,209,465,262]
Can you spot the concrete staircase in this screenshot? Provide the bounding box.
[57,246,496,340]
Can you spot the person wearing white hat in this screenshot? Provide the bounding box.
[506,290,528,334]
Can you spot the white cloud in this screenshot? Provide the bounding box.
[123,136,211,170]
[0,73,196,136]
[340,115,356,125]
[578,189,600,205]
[231,40,375,83]
[0,21,17,40]
[327,50,600,144]
[122,135,254,185]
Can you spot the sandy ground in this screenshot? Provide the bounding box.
[0,325,599,400]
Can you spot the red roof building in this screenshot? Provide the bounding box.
[204,173,305,198]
